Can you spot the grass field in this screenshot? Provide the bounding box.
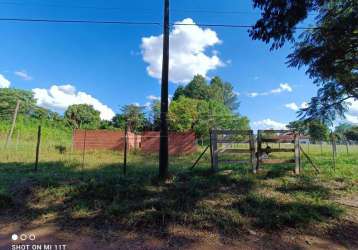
[0,135,358,249]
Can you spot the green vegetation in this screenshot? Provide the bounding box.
[0,138,357,239]
[65,104,101,129]
[251,0,357,122]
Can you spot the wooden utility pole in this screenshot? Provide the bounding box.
[159,0,170,179]
[5,100,20,148]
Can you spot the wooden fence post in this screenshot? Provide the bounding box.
[294,133,300,175]
[123,124,128,175]
[345,140,349,155]
[209,129,214,170]
[249,130,256,174]
[34,125,41,172]
[211,130,218,172]
[5,99,20,148]
[256,130,262,172]
[331,133,337,171]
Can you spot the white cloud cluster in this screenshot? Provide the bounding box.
[346,98,358,124]
[141,18,223,84]
[147,95,160,101]
[0,74,10,88]
[248,83,293,97]
[252,119,287,130]
[285,102,308,111]
[32,84,115,120]
[14,70,32,81]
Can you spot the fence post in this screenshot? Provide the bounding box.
[209,130,214,170]
[34,125,41,172]
[81,129,87,170]
[256,130,262,172]
[345,140,349,155]
[294,133,300,175]
[211,130,218,172]
[250,130,256,174]
[331,133,337,171]
[5,99,20,149]
[123,124,128,175]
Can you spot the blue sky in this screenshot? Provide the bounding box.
[0,0,356,128]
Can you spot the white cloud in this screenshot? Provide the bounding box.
[346,114,358,124]
[248,92,259,97]
[32,84,115,120]
[141,18,223,84]
[0,74,10,88]
[272,83,292,93]
[252,119,287,130]
[285,101,308,111]
[345,98,358,124]
[14,70,32,81]
[147,95,160,101]
[248,83,293,97]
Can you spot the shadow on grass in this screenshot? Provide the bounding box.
[232,193,342,230]
[0,160,349,248]
[257,164,294,180]
[276,175,331,199]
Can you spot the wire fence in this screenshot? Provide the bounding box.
[1,122,358,178]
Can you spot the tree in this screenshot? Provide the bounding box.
[172,75,210,101]
[172,86,186,101]
[184,75,210,100]
[168,97,199,132]
[172,75,240,111]
[344,126,358,141]
[308,120,329,143]
[120,105,147,132]
[250,0,357,122]
[169,97,249,139]
[65,104,101,129]
[334,123,353,140]
[111,114,126,129]
[209,77,239,111]
[149,100,161,131]
[287,120,309,134]
[0,88,36,120]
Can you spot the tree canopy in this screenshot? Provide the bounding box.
[250,0,357,123]
[308,120,330,143]
[172,75,240,112]
[0,88,36,119]
[119,104,148,132]
[64,104,101,129]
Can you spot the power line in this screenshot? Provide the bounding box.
[0,18,161,26]
[0,1,317,16]
[0,1,156,12]
[0,17,320,30]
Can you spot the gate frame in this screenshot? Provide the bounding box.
[256,130,300,174]
[210,129,256,173]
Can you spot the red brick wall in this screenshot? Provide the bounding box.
[73,130,125,151]
[141,131,197,155]
[73,130,197,155]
